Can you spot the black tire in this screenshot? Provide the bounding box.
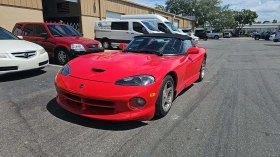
[197,57,206,82]
[155,75,175,118]
[203,38,208,41]
[273,39,279,42]
[55,48,70,65]
[102,39,111,49]
[214,36,219,40]
[255,36,260,40]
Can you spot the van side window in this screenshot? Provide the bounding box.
[133,22,147,33]
[35,25,47,37]
[12,24,22,35]
[158,23,170,33]
[111,22,128,30]
[22,24,35,36]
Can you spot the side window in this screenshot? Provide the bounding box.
[22,24,35,36]
[35,25,47,37]
[158,23,170,33]
[12,24,22,35]
[133,22,146,33]
[182,40,193,53]
[111,22,128,30]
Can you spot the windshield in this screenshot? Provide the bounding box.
[165,22,179,32]
[142,21,158,31]
[47,25,82,37]
[125,37,183,55]
[0,28,19,40]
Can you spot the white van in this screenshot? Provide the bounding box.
[94,19,160,49]
[121,14,183,35]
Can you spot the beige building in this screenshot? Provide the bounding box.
[0,0,195,39]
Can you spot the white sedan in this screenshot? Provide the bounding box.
[0,27,49,75]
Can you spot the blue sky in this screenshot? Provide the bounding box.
[131,0,280,22]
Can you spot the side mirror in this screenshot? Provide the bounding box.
[186,47,199,54]
[40,32,48,38]
[17,36,23,40]
[119,43,126,51]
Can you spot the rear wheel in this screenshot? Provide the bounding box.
[203,37,208,41]
[55,48,70,65]
[102,39,111,49]
[197,57,206,82]
[155,75,174,118]
[255,36,260,40]
[214,36,219,40]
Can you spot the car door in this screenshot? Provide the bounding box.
[111,21,131,44]
[21,24,36,43]
[183,40,203,82]
[33,24,56,55]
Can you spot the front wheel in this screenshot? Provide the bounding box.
[55,49,70,65]
[255,36,260,40]
[197,58,206,82]
[214,36,219,40]
[155,75,175,118]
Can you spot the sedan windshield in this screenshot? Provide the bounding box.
[142,21,158,31]
[47,25,82,37]
[165,22,179,32]
[0,28,19,40]
[125,37,183,55]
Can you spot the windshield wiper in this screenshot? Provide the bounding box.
[125,50,163,56]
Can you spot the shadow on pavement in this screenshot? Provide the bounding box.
[46,98,148,131]
[0,69,46,82]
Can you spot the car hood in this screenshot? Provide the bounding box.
[68,51,179,83]
[0,40,42,53]
[54,36,99,45]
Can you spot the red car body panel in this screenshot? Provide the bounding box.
[55,46,207,121]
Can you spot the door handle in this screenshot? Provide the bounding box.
[126,32,129,34]
[188,57,193,62]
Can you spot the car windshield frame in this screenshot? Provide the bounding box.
[124,37,185,56]
[141,21,158,31]
[165,22,179,32]
[47,24,82,37]
[0,27,20,40]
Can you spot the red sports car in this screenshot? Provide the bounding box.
[55,34,207,121]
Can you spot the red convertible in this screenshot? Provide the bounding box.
[55,34,207,121]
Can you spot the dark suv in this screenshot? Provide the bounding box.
[12,22,104,65]
[194,30,208,40]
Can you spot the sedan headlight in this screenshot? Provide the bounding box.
[71,44,85,51]
[39,49,46,54]
[115,75,155,86]
[0,53,7,58]
[60,64,71,76]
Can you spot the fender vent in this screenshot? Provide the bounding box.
[92,68,105,72]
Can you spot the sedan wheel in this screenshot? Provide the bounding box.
[155,75,174,118]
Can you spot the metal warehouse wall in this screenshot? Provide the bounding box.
[0,0,43,31]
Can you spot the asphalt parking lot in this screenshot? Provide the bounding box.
[1,38,280,157]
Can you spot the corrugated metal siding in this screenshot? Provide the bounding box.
[0,0,42,9]
[80,0,100,17]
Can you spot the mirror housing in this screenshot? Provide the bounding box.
[119,43,126,51]
[17,36,23,40]
[186,47,199,55]
[40,32,48,38]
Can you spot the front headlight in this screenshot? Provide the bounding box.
[98,42,102,48]
[71,44,85,51]
[60,64,71,76]
[39,49,46,54]
[115,75,155,86]
[0,53,7,58]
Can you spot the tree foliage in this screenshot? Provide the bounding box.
[154,3,166,11]
[233,9,258,35]
[272,19,278,23]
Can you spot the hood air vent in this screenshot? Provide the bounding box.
[92,68,105,72]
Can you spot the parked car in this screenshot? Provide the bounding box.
[179,28,199,42]
[194,29,208,40]
[94,20,160,49]
[55,33,207,121]
[269,34,275,41]
[223,32,232,38]
[12,22,104,65]
[0,27,49,75]
[254,31,274,40]
[206,31,223,39]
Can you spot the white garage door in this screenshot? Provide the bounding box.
[174,19,179,28]
[106,11,122,20]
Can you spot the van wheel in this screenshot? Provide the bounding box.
[102,39,111,49]
[55,48,70,65]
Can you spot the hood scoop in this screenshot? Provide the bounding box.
[92,68,106,73]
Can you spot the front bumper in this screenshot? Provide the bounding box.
[70,48,104,57]
[0,52,49,75]
[55,74,161,121]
